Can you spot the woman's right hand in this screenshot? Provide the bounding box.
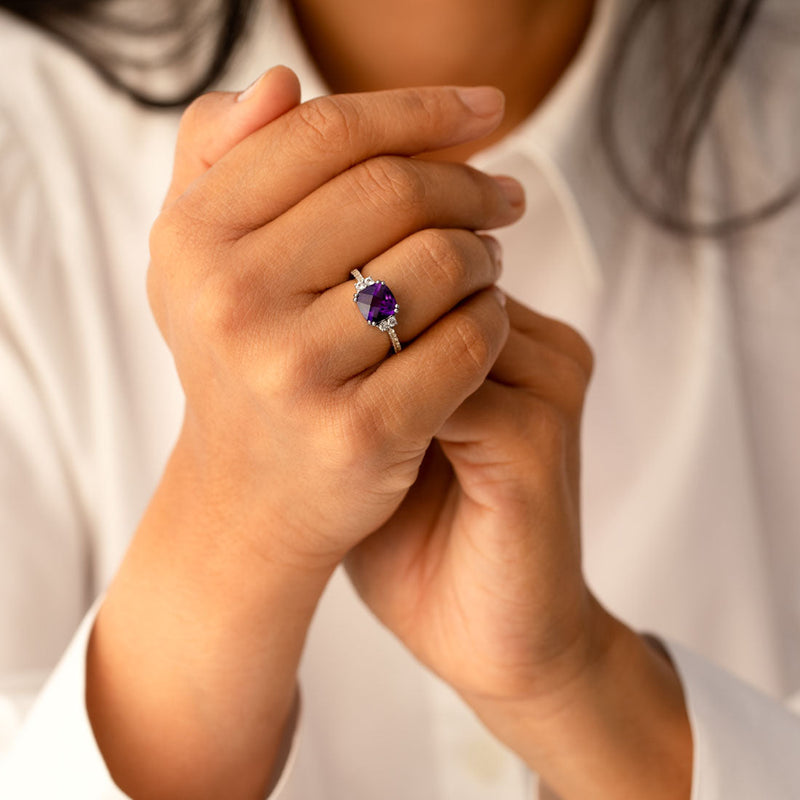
[88,70,524,800]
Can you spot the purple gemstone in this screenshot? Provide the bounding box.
[355,282,397,325]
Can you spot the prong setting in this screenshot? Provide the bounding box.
[351,269,402,353]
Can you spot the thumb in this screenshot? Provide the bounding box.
[162,65,302,210]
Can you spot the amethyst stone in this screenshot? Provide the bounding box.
[355,281,397,325]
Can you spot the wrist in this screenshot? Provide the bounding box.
[87,428,334,799]
[465,606,693,800]
[173,413,344,580]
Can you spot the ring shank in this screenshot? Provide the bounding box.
[387,328,401,354]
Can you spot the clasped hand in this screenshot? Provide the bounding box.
[147,66,691,800]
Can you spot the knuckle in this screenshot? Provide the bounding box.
[550,320,595,379]
[355,156,428,216]
[153,194,217,256]
[400,87,445,130]
[450,313,494,373]
[290,95,359,152]
[338,391,422,483]
[527,402,569,469]
[148,206,182,264]
[193,271,258,342]
[331,397,380,471]
[147,209,196,308]
[253,343,314,399]
[282,337,326,392]
[148,204,239,348]
[453,165,498,220]
[530,345,589,417]
[175,91,231,157]
[517,311,595,385]
[411,229,465,284]
[191,276,235,340]
[177,93,215,136]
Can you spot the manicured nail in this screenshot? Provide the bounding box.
[456,86,505,118]
[493,175,525,208]
[237,69,268,102]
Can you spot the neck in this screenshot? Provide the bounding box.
[289,0,595,160]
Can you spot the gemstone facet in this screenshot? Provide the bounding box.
[355,281,398,326]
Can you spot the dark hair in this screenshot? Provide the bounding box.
[0,0,260,108]
[1,0,797,234]
[599,0,800,236]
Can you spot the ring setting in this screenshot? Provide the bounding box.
[352,269,401,353]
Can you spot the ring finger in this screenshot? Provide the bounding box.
[304,228,502,379]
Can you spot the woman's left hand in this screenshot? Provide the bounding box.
[346,293,693,800]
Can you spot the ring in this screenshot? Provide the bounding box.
[351,268,401,354]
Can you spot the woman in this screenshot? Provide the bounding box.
[0,0,799,798]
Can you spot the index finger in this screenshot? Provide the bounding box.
[181,85,505,235]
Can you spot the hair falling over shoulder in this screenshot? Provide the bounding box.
[2,0,796,235]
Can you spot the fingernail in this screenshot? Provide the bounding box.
[493,286,507,308]
[456,86,505,118]
[493,175,525,208]
[237,69,268,103]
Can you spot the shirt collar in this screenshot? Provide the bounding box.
[492,0,625,172]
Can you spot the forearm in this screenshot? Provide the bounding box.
[86,430,333,800]
[466,607,693,800]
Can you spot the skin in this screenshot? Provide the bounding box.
[288,0,596,162]
[86,2,693,798]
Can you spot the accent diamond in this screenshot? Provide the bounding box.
[354,277,374,292]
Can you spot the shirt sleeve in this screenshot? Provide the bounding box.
[665,639,800,799]
[0,600,304,799]
[0,114,303,799]
[530,638,800,800]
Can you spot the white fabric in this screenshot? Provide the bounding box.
[1,0,799,798]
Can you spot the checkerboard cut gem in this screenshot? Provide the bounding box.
[355,281,397,325]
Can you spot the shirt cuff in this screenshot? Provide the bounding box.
[0,598,303,799]
[664,638,800,800]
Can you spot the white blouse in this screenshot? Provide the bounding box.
[1,1,800,798]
